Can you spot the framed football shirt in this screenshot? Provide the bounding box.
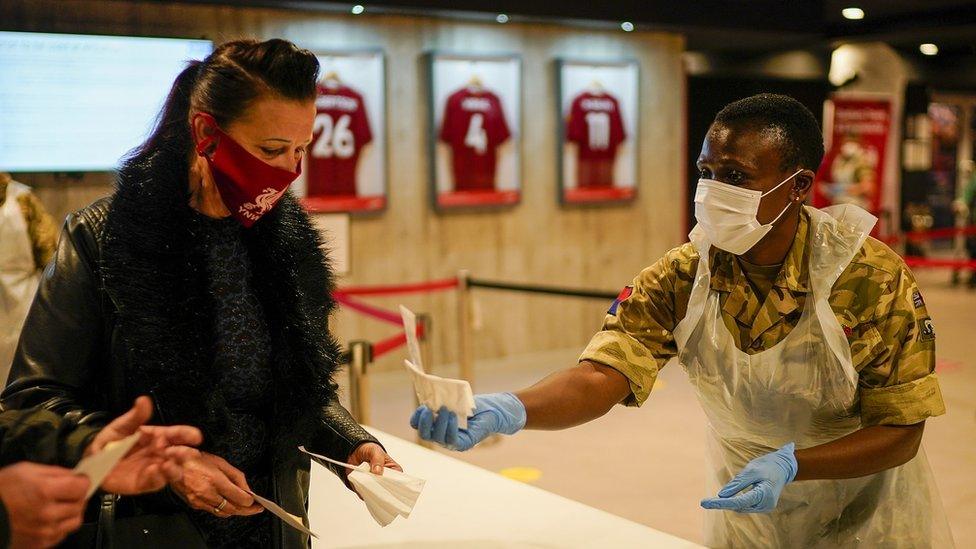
[428,53,521,210]
[557,59,639,205]
[297,50,387,213]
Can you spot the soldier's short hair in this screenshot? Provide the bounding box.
[713,93,825,172]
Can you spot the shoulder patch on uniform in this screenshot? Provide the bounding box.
[918,318,935,341]
[912,290,925,309]
[608,286,633,316]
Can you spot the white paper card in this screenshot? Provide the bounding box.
[246,489,319,538]
[399,305,424,370]
[73,433,141,499]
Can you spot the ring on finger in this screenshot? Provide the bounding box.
[213,497,228,514]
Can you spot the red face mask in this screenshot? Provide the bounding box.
[194,113,301,228]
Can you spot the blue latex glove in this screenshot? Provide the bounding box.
[701,442,798,514]
[409,392,526,451]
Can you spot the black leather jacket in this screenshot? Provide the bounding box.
[1,149,377,548]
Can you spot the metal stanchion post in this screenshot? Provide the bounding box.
[952,207,967,285]
[456,271,501,446]
[347,340,372,425]
[456,270,474,389]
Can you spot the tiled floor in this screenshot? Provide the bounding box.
[340,269,976,547]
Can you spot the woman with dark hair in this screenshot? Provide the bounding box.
[1,38,399,548]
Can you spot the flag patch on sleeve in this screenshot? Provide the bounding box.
[919,318,935,341]
[608,286,634,316]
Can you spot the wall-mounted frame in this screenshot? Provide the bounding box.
[556,58,639,205]
[427,52,522,210]
[297,49,387,213]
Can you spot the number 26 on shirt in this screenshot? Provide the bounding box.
[312,113,355,159]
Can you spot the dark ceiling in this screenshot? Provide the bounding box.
[166,0,976,57]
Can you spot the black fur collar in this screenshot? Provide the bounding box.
[100,147,340,446]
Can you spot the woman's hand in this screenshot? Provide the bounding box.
[169,449,263,517]
[347,442,402,476]
[342,442,402,499]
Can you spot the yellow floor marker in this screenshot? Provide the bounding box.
[499,467,542,484]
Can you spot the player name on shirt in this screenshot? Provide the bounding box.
[461,96,493,112]
[579,97,617,112]
[315,94,360,112]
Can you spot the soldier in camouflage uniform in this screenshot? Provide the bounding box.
[584,206,943,426]
[0,397,201,548]
[411,94,951,547]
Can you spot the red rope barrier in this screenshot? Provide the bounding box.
[333,279,442,360]
[879,225,976,244]
[373,332,408,359]
[333,293,403,326]
[904,257,976,270]
[335,278,459,296]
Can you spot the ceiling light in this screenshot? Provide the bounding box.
[919,43,938,56]
[496,14,509,24]
[621,21,635,32]
[351,4,365,15]
[841,7,865,20]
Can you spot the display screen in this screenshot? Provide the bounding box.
[0,31,212,172]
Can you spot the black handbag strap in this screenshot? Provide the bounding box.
[95,494,118,549]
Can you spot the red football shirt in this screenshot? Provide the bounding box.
[439,87,511,191]
[566,91,626,188]
[307,84,373,196]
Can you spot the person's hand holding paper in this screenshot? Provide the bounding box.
[301,446,425,527]
[75,396,203,497]
[399,306,475,429]
[79,396,203,496]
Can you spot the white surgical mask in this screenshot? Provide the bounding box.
[300,446,426,527]
[694,169,803,254]
[345,463,426,527]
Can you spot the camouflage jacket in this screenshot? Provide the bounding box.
[581,208,945,427]
[0,174,58,270]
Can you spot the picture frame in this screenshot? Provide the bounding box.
[427,52,522,210]
[556,58,639,205]
[296,49,387,214]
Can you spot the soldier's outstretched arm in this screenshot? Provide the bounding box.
[410,360,630,451]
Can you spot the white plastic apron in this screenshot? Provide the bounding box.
[674,205,954,548]
[0,181,40,386]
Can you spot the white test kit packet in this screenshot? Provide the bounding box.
[300,446,425,527]
[399,305,476,428]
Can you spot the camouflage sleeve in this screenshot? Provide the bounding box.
[858,265,946,426]
[579,245,694,407]
[0,406,100,468]
[16,192,59,270]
